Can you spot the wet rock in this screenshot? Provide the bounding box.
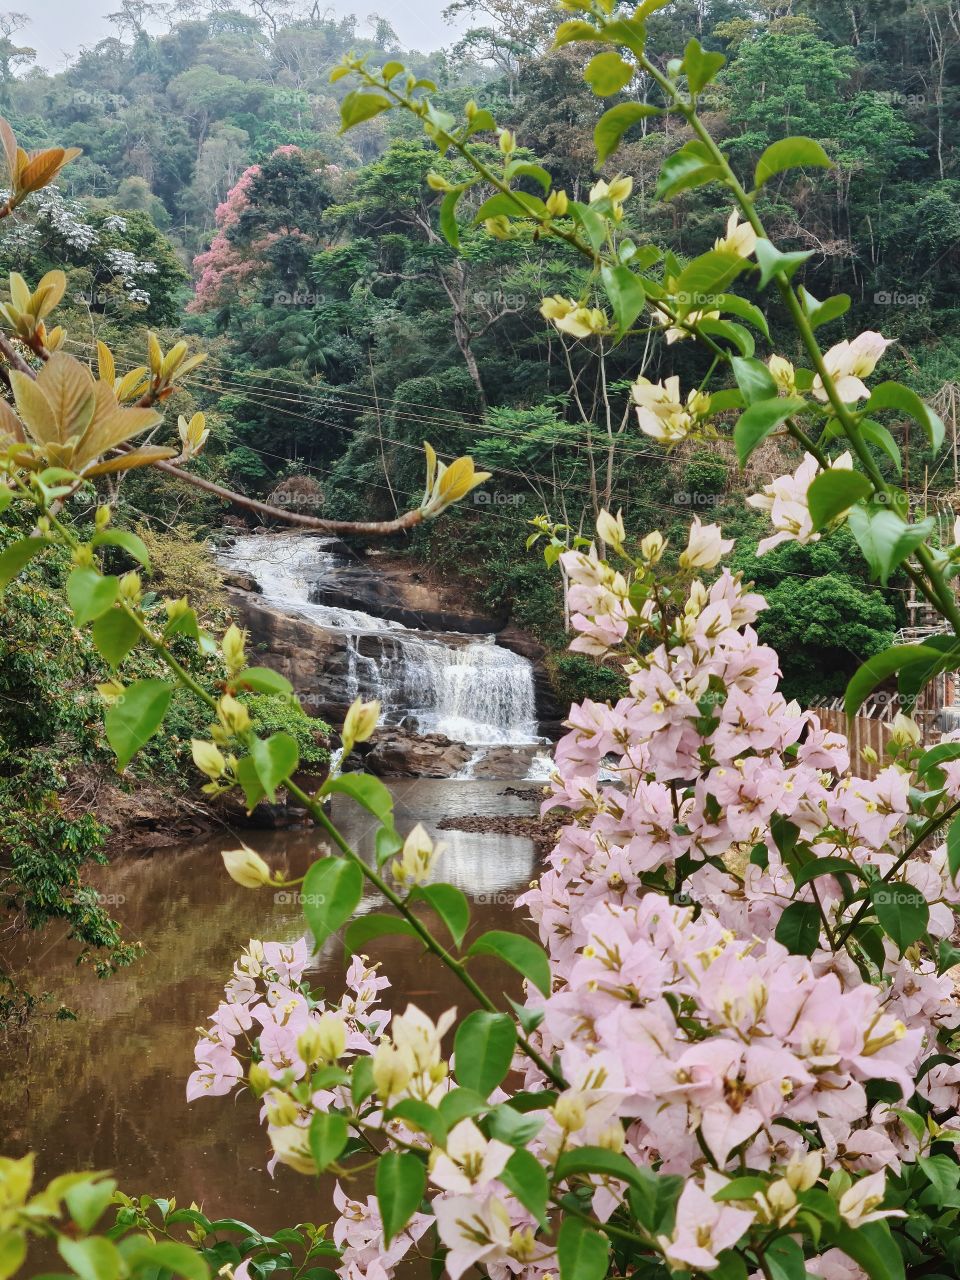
[308,560,507,634]
[364,728,473,778]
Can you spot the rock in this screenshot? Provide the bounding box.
[222,570,261,593]
[364,728,473,778]
[308,558,509,634]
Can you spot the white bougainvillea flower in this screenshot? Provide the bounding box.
[837,1171,906,1228]
[747,451,853,554]
[714,210,758,259]
[679,516,734,571]
[632,375,696,441]
[430,1120,513,1193]
[812,331,894,402]
[654,305,721,344]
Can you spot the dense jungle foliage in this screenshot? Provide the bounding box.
[2,0,960,1005]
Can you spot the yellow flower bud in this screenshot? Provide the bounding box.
[427,172,455,192]
[95,505,110,530]
[640,531,666,564]
[372,1041,412,1100]
[222,623,247,677]
[119,571,142,603]
[264,1091,300,1126]
[342,697,380,753]
[596,508,626,552]
[552,1091,587,1132]
[484,216,512,239]
[498,128,516,154]
[889,712,921,748]
[545,189,569,217]
[248,1062,272,1095]
[217,693,251,736]
[221,845,274,889]
[192,738,227,780]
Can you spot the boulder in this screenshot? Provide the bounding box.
[363,728,473,778]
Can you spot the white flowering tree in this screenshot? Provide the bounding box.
[6,7,960,1280]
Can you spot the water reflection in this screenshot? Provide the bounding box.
[1,780,540,1232]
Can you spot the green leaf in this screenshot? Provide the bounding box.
[344,912,418,953]
[799,287,850,331]
[90,528,151,569]
[806,469,874,531]
[847,505,934,585]
[375,824,404,868]
[570,200,606,251]
[865,381,945,453]
[791,856,867,888]
[754,238,813,288]
[938,820,960,882]
[466,930,551,996]
[835,1222,905,1280]
[302,857,364,947]
[439,187,463,248]
[352,1055,375,1106]
[58,1237,121,1280]
[105,678,172,768]
[506,161,552,191]
[230,667,294,696]
[698,317,754,357]
[486,1102,545,1146]
[321,773,394,827]
[235,755,265,810]
[683,36,725,94]
[376,1153,425,1246]
[386,1099,448,1145]
[0,1233,25,1280]
[860,419,902,474]
[655,145,724,201]
[731,355,777,405]
[711,292,770,338]
[754,135,832,187]
[500,1149,548,1227]
[584,50,633,95]
[454,1011,516,1097]
[600,264,646,340]
[414,883,470,947]
[0,535,48,590]
[474,191,546,222]
[555,1146,648,1193]
[250,731,299,801]
[918,742,960,781]
[120,1241,209,1280]
[557,1217,608,1280]
[872,881,929,953]
[437,1087,489,1128]
[309,1111,348,1171]
[91,608,140,668]
[676,249,745,300]
[733,396,807,465]
[67,566,119,624]
[554,19,602,46]
[845,642,948,717]
[339,89,391,130]
[594,102,660,164]
[64,1178,117,1232]
[918,1153,960,1198]
[774,901,821,956]
[765,1235,807,1280]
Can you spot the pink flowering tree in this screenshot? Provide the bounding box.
[8,12,960,1280]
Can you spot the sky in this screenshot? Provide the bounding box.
[25,2,457,72]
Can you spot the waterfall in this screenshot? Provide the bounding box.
[219,535,541,748]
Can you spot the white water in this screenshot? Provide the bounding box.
[219,535,541,750]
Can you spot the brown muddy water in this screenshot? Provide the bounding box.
[0,779,541,1233]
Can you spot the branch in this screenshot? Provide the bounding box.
[151,457,425,535]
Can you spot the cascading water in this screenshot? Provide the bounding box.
[219,535,542,752]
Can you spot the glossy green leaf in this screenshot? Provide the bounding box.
[834,1221,905,1280]
[339,89,391,130]
[600,264,646,339]
[557,1217,608,1280]
[799,287,850,331]
[584,50,633,95]
[594,102,660,164]
[414,882,470,947]
[847,505,934,585]
[554,19,602,46]
[344,912,418,953]
[454,1011,516,1097]
[774,900,821,956]
[250,731,299,802]
[683,36,725,94]
[500,1149,549,1226]
[733,396,807,465]
[865,381,945,453]
[439,187,463,248]
[806,469,873,531]
[309,1111,348,1171]
[105,678,172,768]
[844,642,947,717]
[321,772,394,827]
[376,1153,425,1246]
[0,536,48,591]
[730,355,777,405]
[302,856,364,947]
[466,930,551,996]
[872,880,929,953]
[90,528,151,569]
[58,1237,121,1280]
[387,1099,447,1145]
[67,566,119,624]
[655,145,723,201]
[755,135,832,187]
[230,667,294,696]
[754,238,813,288]
[91,608,140,668]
